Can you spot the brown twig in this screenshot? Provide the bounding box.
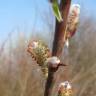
[44,0,71,96]
[52,0,71,56]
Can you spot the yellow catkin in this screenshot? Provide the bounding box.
[27,40,51,78]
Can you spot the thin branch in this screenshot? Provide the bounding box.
[44,0,71,96]
[52,0,71,57]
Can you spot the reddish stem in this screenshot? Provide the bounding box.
[44,0,71,96]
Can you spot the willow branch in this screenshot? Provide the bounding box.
[44,0,71,96]
[52,0,71,56]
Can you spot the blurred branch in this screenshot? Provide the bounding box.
[0,32,13,57]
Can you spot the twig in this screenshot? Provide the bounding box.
[52,0,71,56]
[44,0,71,96]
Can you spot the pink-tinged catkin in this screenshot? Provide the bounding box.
[64,4,80,47]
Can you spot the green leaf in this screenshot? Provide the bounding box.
[52,0,63,22]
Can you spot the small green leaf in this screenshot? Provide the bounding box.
[52,0,63,22]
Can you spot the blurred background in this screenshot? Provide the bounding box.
[0,0,96,96]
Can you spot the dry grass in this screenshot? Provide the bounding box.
[0,17,96,96]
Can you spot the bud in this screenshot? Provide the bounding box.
[58,81,73,96]
[46,56,60,68]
